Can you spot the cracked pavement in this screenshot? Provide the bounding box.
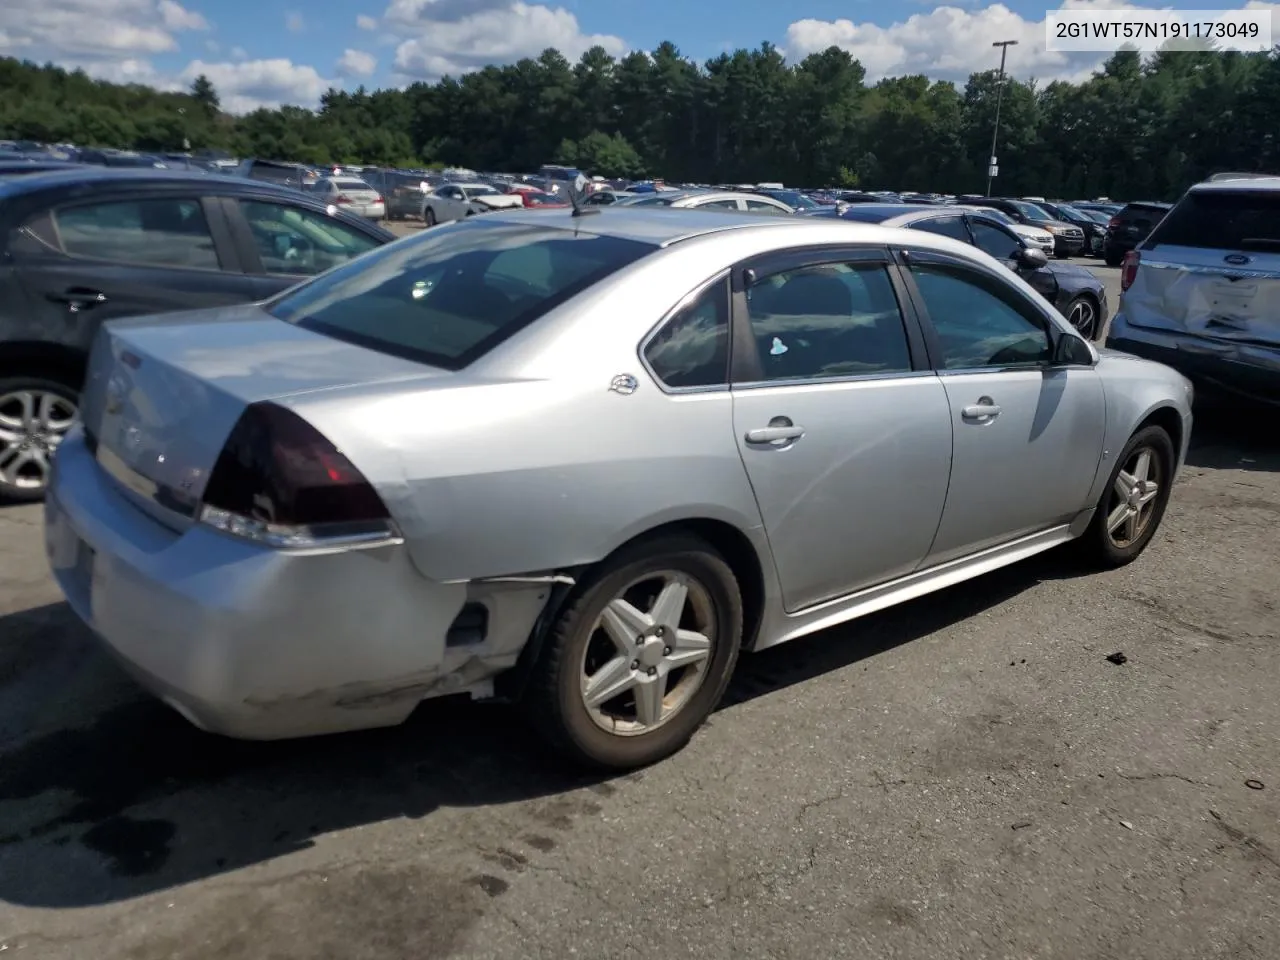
[1,398,1278,959]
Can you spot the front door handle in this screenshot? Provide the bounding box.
[745,417,805,445]
[48,287,108,312]
[961,397,1002,422]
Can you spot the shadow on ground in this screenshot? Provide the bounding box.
[1185,393,1280,472]
[0,545,1080,910]
[0,404,1265,910]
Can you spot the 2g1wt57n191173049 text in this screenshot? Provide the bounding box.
[1046,8,1272,53]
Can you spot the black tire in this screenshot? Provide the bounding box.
[1055,251,1070,260]
[523,533,743,770]
[0,374,80,504]
[1078,424,1175,568]
[1104,251,1122,267]
[424,208,437,227]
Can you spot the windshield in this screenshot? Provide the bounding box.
[765,190,817,209]
[1007,200,1053,221]
[267,221,655,369]
[1146,190,1280,251]
[465,185,500,197]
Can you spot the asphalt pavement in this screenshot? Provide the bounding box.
[1,261,1277,959]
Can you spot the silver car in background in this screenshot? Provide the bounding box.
[311,176,386,220]
[45,209,1193,770]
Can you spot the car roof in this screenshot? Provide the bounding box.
[474,205,966,248]
[0,166,306,201]
[678,191,779,203]
[1191,177,1280,193]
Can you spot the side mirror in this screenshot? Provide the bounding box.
[1052,331,1094,365]
[1016,246,1049,269]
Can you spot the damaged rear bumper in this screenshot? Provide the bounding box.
[1106,314,1280,406]
[45,428,553,740]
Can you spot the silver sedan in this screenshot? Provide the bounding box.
[44,208,1193,769]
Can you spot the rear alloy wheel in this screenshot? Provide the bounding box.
[0,377,79,503]
[525,534,743,770]
[424,207,437,227]
[1065,295,1100,340]
[1080,425,1175,568]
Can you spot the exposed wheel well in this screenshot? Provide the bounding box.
[1136,406,1183,463]
[608,518,767,651]
[0,342,87,390]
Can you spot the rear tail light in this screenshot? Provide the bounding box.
[1121,250,1140,291]
[199,402,400,550]
[334,194,352,204]
[373,195,383,204]
[1107,217,1119,229]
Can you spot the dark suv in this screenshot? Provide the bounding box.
[1102,201,1172,266]
[959,196,1085,258]
[0,168,394,501]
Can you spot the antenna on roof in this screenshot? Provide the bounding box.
[568,173,600,218]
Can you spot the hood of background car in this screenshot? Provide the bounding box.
[1044,261,1095,280]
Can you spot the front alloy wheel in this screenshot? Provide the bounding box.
[0,381,78,501]
[525,533,743,769]
[1080,425,1174,567]
[1066,295,1099,340]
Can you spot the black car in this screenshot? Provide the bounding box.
[958,196,1085,258]
[363,168,430,220]
[1102,201,1172,266]
[0,168,395,501]
[814,204,1108,339]
[1030,200,1108,257]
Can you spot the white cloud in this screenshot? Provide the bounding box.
[356,13,378,29]
[783,1,1211,85]
[385,0,626,79]
[337,48,378,77]
[179,58,334,113]
[158,0,208,31]
[0,0,187,60]
[285,10,305,32]
[230,45,248,60]
[205,39,219,53]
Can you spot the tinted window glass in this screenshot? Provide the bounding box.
[909,263,1050,369]
[700,199,741,210]
[912,216,969,242]
[745,263,912,381]
[1145,191,1277,250]
[745,199,789,215]
[55,198,219,269]
[969,220,1023,260]
[268,221,655,369]
[240,200,380,276]
[644,279,730,388]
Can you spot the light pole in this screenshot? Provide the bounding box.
[986,39,1017,197]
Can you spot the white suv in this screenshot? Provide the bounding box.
[1105,177,1280,405]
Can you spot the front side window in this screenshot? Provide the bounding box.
[912,216,969,243]
[54,198,220,269]
[909,262,1050,370]
[239,200,380,276]
[745,262,912,381]
[968,220,1023,261]
[643,279,730,389]
[699,199,741,210]
[268,220,655,369]
[745,199,789,215]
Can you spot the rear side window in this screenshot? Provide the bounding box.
[267,221,655,369]
[54,198,220,269]
[1146,191,1280,251]
[744,262,912,381]
[644,279,730,389]
[912,216,969,243]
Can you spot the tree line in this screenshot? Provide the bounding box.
[2,42,1278,200]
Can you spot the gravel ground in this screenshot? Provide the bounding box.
[0,279,1276,958]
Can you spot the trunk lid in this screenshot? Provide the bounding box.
[473,195,524,210]
[1123,186,1280,347]
[81,303,443,525]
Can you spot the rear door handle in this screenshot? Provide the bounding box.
[49,287,108,312]
[745,425,805,444]
[961,397,1002,422]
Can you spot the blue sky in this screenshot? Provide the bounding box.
[1,0,1274,112]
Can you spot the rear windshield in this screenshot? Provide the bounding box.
[835,207,896,223]
[1146,191,1280,251]
[333,179,370,189]
[1005,200,1052,220]
[267,220,655,369]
